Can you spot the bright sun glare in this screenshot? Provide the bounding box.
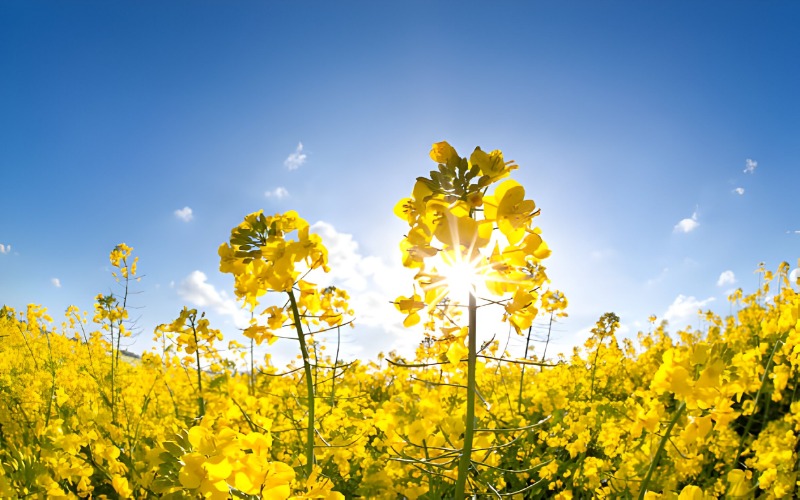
[436,252,485,300]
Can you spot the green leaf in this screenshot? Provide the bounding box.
[161,440,184,457]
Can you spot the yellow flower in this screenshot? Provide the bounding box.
[483,179,539,245]
[395,290,425,327]
[432,208,492,253]
[446,335,468,365]
[678,485,704,500]
[179,452,207,489]
[469,146,515,181]
[260,462,295,499]
[111,475,132,498]
[430,141,460,165]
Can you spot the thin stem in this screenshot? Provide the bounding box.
[732,337,784,468]
[288,289,315,478]
[589,341,602,402]
[518,324,533,411]
[638,401,685,499]
[541,312,553,372]
[190,315,205,419]
[15,321,39,370]
[477,355,555,367]
[44,330,56,428]
[331,326,341,407]
[249,335,255,396]
[455,291,477,500]
[112,263,130,424]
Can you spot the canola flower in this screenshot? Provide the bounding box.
[0,142,799,499]
[392,141,567,498]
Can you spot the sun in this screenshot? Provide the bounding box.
[435,250,486,300]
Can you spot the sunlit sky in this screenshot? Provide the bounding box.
[2,2,799,365]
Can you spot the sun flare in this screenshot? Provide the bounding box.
[434,251,486,299]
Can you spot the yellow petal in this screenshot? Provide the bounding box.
[430,141,459,164]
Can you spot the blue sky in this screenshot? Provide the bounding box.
[2,1,799,365]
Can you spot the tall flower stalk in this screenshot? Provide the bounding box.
[218,210,353,478]
[155,308,223,419]
[394,141,567,497]
[93,243,138,424]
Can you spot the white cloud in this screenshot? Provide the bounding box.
[265,186,289,199]
[173,222,417,363]
[309,221,416,354]
[51,278,61,288]
[673,210,699,233]
[284,142,307,170]
[177,271,249,329]
[0,243,10,254]
[664,294,715,325]
[744,158,757,174]
[717,270,736,287]
[310,221,370,290]
[310,220,413,297]
[733,187,745,195]
[174,206,193,222]
[791,268,800,285]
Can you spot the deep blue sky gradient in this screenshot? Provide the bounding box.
[2,1,799,363]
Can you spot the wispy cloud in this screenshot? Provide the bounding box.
[664,294,715,325]
[265,187,289,199]
[174,206,193,222]
[177,271,249,328]
[51,278,61,288]
[673,210,699,233]
[0,243,10,254]
[744,158,757,174]
[717,270,736,287]
[733,187,745,195]
[284,142,307,170]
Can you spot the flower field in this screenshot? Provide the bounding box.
[1,143,799,499]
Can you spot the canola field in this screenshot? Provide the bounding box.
[1,143,799,499]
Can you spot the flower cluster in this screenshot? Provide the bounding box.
[394,141,566,336]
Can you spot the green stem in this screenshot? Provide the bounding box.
[190,315,205,419]
[638,401,685,500]
[455,292,477,499]
[540,312,553,372]
[331,326,341,407]
[288,289,315,478]
[518,325,533,411]
[112,267,129,425]
[44,330,56,428]
[732,337,784,468]
[589,340,602,403]
[109,307,117,424]
[16,321,39,370]
[249,336,255,396]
